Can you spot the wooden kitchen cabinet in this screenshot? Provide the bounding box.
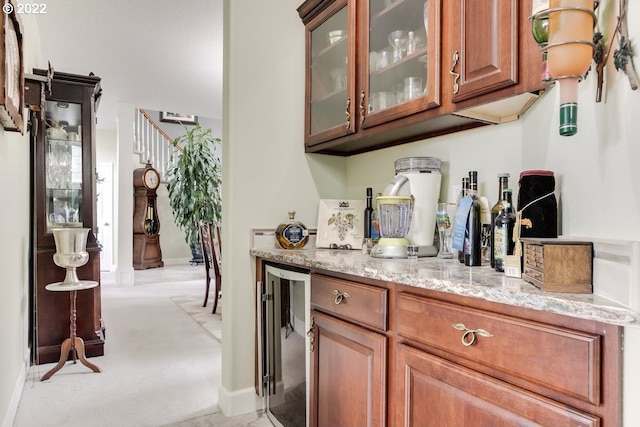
[298,0,546,155]
[395,289,622,426]
[396,344,599,426]
[309,274,388,427]
[28,69,105,364]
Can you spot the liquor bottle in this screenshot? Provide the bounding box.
[364,188,373,238]
[457,177,470,263]
[371,192,381,244]
[494,189,516,272]
[275,211,309,249]
[464,171,482,266]
[490,173,510,268]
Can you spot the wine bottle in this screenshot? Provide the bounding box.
[464,171,482,266]
[364,188,373,238]
[490,173,510,268]
[457,177,470,263]
[494,189,516,272]
[531,0,550,81]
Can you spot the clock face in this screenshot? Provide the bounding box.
[143,168,160,190]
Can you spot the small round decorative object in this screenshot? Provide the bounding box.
[275,211,309,250]
[143,167,160,190]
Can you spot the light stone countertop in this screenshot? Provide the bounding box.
[251,247,640,327]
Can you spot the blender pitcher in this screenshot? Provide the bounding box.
[371,195,414,258]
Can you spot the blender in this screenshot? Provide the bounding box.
[370,195,414,258]
[372,157,442,258]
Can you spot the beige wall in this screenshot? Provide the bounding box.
[221,0,346,414]
[0,14,44,426]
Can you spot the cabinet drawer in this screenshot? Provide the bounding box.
[397,292,601,405]
[311,274,388,331]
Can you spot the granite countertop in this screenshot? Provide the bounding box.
[251,247,640,327]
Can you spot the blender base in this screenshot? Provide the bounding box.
[371,244,407,259]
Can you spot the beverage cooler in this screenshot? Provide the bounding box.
[258,263,311,427]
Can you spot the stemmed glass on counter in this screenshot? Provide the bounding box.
[436,202,457,259]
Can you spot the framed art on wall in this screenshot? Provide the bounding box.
[160,111,198,125]
[0,0,24,133]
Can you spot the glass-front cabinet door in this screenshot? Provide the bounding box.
[305,0,356,147]
[44,100,84,231]
[362,0,441,128]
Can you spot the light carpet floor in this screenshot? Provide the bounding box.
[13,265,272,427]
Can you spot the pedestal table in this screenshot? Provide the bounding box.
[41,280,102,381]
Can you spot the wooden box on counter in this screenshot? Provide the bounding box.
[521,238,593,293]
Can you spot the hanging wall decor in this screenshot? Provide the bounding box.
[0,0,24,133]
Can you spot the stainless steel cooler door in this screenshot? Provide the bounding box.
[261,264,311,427]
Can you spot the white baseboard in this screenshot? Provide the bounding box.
[217,384,264,417]
[115,266,134,287]
[2,348,30,427]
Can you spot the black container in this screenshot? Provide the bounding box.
[517,170,558,238]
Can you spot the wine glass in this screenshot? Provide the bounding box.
[388,30,408,62]
[436,202,457,259]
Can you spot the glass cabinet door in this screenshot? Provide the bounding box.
[306,0,355,146]
[363,0,440,128]
[44,100,84,231]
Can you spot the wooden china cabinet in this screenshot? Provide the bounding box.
[27,68,105,364]
[298,0,547,155]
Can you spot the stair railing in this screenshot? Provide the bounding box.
[134,108,182,182]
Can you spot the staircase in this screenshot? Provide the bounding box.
[133,108,182,182]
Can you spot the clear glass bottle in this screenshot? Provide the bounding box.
[464,171,482,267]
[490,173,510,268]
[494,189,516,272]
[406,31,417,56]
[275,211,309,250]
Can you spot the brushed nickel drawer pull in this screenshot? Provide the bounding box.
[332,289,351,305]
[452,323,493,347]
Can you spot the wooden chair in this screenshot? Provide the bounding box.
[199,220,222,314]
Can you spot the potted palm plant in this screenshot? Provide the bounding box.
[166,123,222,263]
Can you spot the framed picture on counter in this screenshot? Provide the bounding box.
[316,199,364,249]
[160,112,198,125]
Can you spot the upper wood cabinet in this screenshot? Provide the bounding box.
[298,0,547,155]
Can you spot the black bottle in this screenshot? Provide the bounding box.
[494,189,516,272]
[464,171,482,266]
[364,187,373,239]
[490,173,510,268]
[457,177,470,263]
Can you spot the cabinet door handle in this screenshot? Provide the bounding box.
[332,289,351,305]
[345,97,351,129]
[359,91,366,125]
[450,51,460,94]
[306,316,315,352]
[452,323,493,347]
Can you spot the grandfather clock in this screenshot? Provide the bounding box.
[133,162,164,269]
